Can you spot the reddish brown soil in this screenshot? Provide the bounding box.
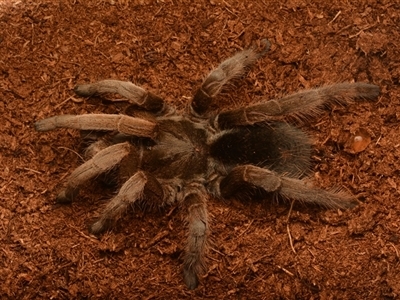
[1,1,399,299]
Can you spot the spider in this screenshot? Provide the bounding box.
[35,40,379,289]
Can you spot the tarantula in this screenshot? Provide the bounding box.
[35,40,379,289]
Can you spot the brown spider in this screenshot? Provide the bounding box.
[35,40,379,289]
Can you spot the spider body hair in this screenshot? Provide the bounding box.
[34,40,379,289]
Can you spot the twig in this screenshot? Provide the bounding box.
[286,200,296,254]
[349,23,377,38]
[390,243,399,259]
[54,95,83,110]
[209,247,225,257]
[328,11,341,25]
[237,219,254,238]
[141,230,169,249]
[16,166,42,174]
[335,24,352,35]
[67,223,99,243]
[277,265,295,277]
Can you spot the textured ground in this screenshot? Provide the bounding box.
[1,0,399,299]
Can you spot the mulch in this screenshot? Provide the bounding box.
[0,0,399,299]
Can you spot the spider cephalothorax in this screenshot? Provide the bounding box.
[35,40,379,289]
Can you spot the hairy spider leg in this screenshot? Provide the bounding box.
[56,142,131,203]
[35,114,158,139]
[217,82,380,129]
[90,171,163,234]
[182,184,209,290]
[74,79,165,112]
[191,40,271,115]
[220,165,357,209]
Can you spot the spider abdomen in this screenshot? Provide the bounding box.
[210,123,311,177]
